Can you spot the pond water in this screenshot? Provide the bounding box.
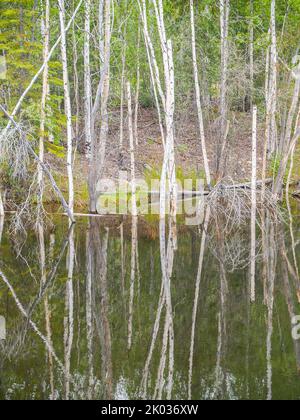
[0,212,300,400]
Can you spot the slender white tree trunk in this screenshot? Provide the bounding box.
[269,0,277,155]
[218,0,230,179]
[89,0,111,212]
[250,106,257,303]
[58,0,74,217]
[262,29,271,202]
[138,0,165,147]
[38,0,50,204]
[190,0,211,187]
[127,82,137,217]
[134,22,141,146]
[119,10,127,149]
[72,1,80,144]
[249,0,254,107]
[0,192,4,217]
[0,215,4,244]
[84,0,92,159]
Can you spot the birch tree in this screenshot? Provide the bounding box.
[264,0,278,161]
[250,106,257,303]
[190,0,211,187]
[269,0,278,155]
[119,2,128,149]
[58,0,74,218]
[127,82,137,217]
[38,0,50,204]
[249,0,254,107]
[89,0,112,212]
[0,193,4,217]
[217,0,230,180]
[84,0,92,159]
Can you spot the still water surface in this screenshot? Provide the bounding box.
[0,214,299,400]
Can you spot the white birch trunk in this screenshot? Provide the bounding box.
[89,0,111,212]
[134,22,141,146]
[38,0,50,202]
[249,0,254,106]
[218,0,230,179]
[0,192,4,217]
[250,106,257,303]
[190,0,211,187]
[127,82,137,217]
[0,215,4,244]
[269,0,277,154]
[84,0,92,159]
[119,6,127,149]
[58,0,74,217]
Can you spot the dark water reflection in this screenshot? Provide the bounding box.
[0,213,300,400]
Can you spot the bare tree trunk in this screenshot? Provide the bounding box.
[249,0,254,107]
[138,0,166,147]
[89,0,111,213]
[134,22,141,146]
[250,106,257,303]
[0,215,4,244]
[38,0,50,205]
[190,0,211,187]
[217,0,230,179]
[84,0,92,159]
[119,7,127,149]
[72,0,80,144]
[269,0,278,155]
[0,192,4,217]
[127,82,137,217]
[58,0,74,218]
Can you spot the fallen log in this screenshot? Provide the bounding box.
[99,178,274,198]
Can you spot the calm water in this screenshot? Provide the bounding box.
[0,213,300,400]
